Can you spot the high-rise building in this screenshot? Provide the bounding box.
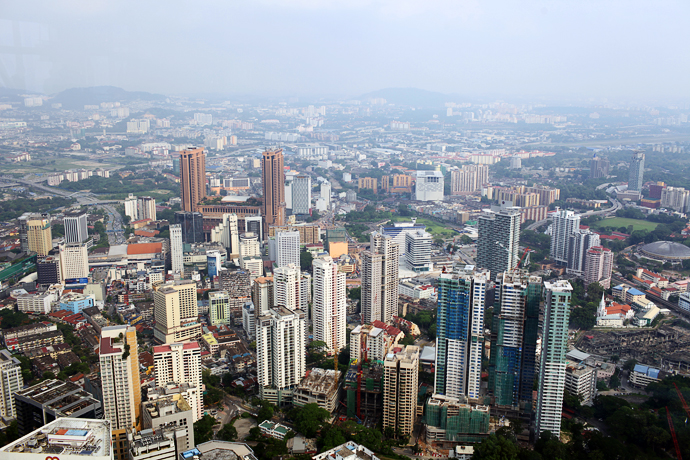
[180,148,206,212]
[550,209,580,265]
[174,211,204,244]
[321,181,331,209]
[137,196,157,221]
[27,216,52,256]
[488,271,542,408]
[312,256,346,354]
[273,264,307,311]
[209,291,231,326]
[361,232,399,324]
[170,224,184,274]
[245,216,263,242]
[59,242,89,280]
[124,194,139,221]
[628,151,645,192]
[262,148,286,236]
[256,306,307,405]
[64,211,89,244]
[566,229,600,275]
[153,281,202,344]
[141,390,195,453]
[415,170,444,201]
[291,175,312,215]
[660,186,690,213]
[0,349,22,419]
[476,206,521,277]
[210,213,239,257]
[450,164,489,195]
[252,276,274,317]
[590,155,610,179]
[404,229,433,273]
[37,255,61,288]
[99,325,141,460]
[584,246,614,289]
[153,341,203,421]
[435,269,489,401]
[276,231,300,268]
[383,345,419,437]
[535,280,572,439]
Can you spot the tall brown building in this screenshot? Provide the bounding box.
[261,149,286,235]
[180,147,206,212]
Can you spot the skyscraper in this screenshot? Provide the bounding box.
[450,164,489,195]
[584,246,614,289]
[404,229,433,273]
[210,213,239,257]
[476,206,521,276]
[273,264,307,312]
[63,211,88,244]
[361,232,399,324]
[550,209,580,265]
[252,276,274,317]
[291,175,312,215]
[590,155,610,179]
[153,281,202,344]
[124,194,138,221]
[383,345,419,437]
[179,147,206,212]
[174,211,204,244]
[99,325,141,460]
[535,280,572,439]
[312,256,346,354]
[262,148,286,236]
[489,271,542,408]
[170,224,184,274]
[276,231,300,268]
[153,341,203,421]
[59,242,89,280]
[566,229,600,275]
[26,216,52,256]
[0,349,22,419]
[435,269,489,401]
[137,196,157,221]
[256,306,307,405]
[209,291,232,326]
[628,151,645,192]
[415,170,444,201]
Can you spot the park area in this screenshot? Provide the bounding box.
[590,217,659,232]
[389,216,457,239]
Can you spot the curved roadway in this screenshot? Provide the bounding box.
[525,197,622,231]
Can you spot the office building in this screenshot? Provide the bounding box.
[0,349,22,419]
[550,209,580,265]
[14,379,102,436]
[170,224,184,274]
[361,232,399,324]
[535,280,572,439]
[180,148,206,212]
[153,342,203,421]
[415,170,444,201]
[256,306,307,405]
[210,213,240,257]
[124,194,139,221]
[450,164,488,195]
[262,148,286,236]
[476,206,521,277]
[17,292,56,315]
[27,216,52,256]
[37,255,61,288]
[380,220,427,254]
[240,232,260,259]
[138,196,157,221]
[142,391,195,453]
[174,211,204,244]
[276,231,300,268]
[404,229,433,273]
[59,242,89,280]
[64,211,88,244]
[383,345,419,437]
[628,151,645,192]
[435,269,489,401]
[312,256,346,354]
[488,271,542,408]
[245,216,263,242]
[291,175,312,215]
[566,229,600,275]
[153,281,202,344]
[584,246,614,289]
[209,291,231,325]
[100,325,141,460]
[0,418,112,460]
[127,427,177,460]
[590,155,610,179]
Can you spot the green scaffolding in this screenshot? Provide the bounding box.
[424,402,490,441]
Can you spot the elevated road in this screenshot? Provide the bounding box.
[525,198,622,232]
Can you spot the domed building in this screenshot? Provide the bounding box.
[639,241,690,262]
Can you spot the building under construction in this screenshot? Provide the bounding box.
[423,394,490,446]
[293,368,341,413]
[344,364,383,423]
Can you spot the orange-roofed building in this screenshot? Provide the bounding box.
[127,242,162,255]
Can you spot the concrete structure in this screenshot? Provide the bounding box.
[291,175,312,215]
[64,211,88,244]
[435,269,489,402]
[293,368,341,413]
[383,345,419,437]
[273,264,307,312]
[450,164,488,195]
[313,442,379,460]
[660,186,690,213]
[476,206,521,279]
[174,211,204,244]
[564,363,597,405]
[423,394,490,444]
[181,441,258,460]
[153,342,202,421]
[380,220,426,254]
[584,246,614,289]
[630,364,661,387]
[17,292,56,315]
[210,214,240,257]
[361,232,399,324]
[550,209,580,265]
[404,229,433,273]
[180,148,206,212]
[153,281,201,344]
[350,324,400,363]
[209,291,232,326]
[59,292,95,314]
[59,242,89,280]
[137,196,157,221]
[252,276,274,317]
[566,229,600,275]
[0,349,22,419]
[628,151,645,192]
[262,149,286,236]
[27,217,52,256]
[276,231,300,268]
[170,224,184,275]
[590,155,610,179]
[125,194,139,221]
[415,170,444,201]
[127,427,177,460]
[312,256,347,354]
[242,302,255,338]
[535,280,572,439]
[37,255,61,288]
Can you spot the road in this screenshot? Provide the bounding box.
[526,198,622,231]
[0,175,121,206]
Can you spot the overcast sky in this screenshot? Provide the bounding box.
[1,0,688,102]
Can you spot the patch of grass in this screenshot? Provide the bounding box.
[389,216,457,239]
[590,217,659,232]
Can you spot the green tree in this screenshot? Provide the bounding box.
[348,287,361,301]
[289,403,330,437]
[623,359,638,371]
[473,434,519,460]
[300,250,314,271]
[460,234,473,245]
[193,415,216,444]
[257,402,275,423]
[217,422,238,441]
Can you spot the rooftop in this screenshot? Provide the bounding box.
[181,441,257,460]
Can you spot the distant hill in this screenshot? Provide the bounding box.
[0,87,29,104]
[359,87,454,108]
[51,86,166,110]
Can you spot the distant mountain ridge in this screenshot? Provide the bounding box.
[51,86,166,109]
[359,87,455,108]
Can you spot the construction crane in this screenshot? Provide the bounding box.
[512,247,531,272]
[666,406,682,460]
[673,382,690,419]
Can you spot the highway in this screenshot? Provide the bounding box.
[525,197,622,231]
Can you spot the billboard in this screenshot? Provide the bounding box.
[65,278,89,285]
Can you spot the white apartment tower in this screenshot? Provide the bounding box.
[276,231,300,268]
[361,232,399,324]
[153,281,202,344]
[535,280,573,439]
[137,196,157,221]
[210,214,240,257]
[0,349,22,419]
[124,194,138,221]
[450,164,489,195]
[476,206,521,277]
[153,341,203,421]
[566,229,600,275]
[312,256,347,354]
[550,209,580,265]
[63,211,89,244]
[273,264,306,311]
[383,345,420,437]
[584,246,614,289]
[170,224,184,275]
[404,229,433,273]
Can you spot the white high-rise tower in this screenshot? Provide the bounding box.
[312,256,346,354]
[170,224,183,275]
[361,232,399,324]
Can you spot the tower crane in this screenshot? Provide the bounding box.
[673,382,690,420]
[666,406,682,460]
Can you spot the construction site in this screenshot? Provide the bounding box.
[343,364,383,427]
[293,368,342,413]
[422,394,491,446]
[578,324,690,373]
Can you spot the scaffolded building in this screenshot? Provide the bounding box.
[423,394,490,444]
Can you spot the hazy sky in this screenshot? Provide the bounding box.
[1,0,689,102]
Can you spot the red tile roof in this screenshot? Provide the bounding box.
[127,243,162,255]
